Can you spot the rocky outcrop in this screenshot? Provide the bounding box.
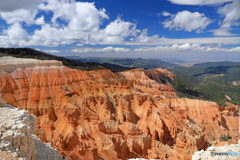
[0,57,239,160]
[0,93,66,160]
[175,131,207,156]
[148,140,181,160]
[117,68,177,98]
[192,141,240,160]
[144,68,175,84]
[0,108,36,160]
[225,101,240,109]
[0,56,62,72]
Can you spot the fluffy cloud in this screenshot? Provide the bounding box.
[50,44,240,53]
[70,44,240,53]
[71,47,131,53]
[167,0,234,5]
[134,29,164,43]
[76,43,84,46]
[218,1,240,24]
[229,47,240,52]
[213,0,240,36]
[206,48,227,52]
[0,9,42,25]
[134,43,205,52]
[89,17,140,45]
[1,23,29,47]
[209,28,235,36]
[39,0,108,31]
[168,0,240,36]
[124,36,240,46]
[134,43,240,52]
[162,11,171,17]
[0,0,44,25]
[0,0,140,47]
[43,50,60,53]
[162,10,212,32]
[0,0,43,12]
[0,0,239,48]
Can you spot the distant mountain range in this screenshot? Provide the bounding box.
[65,56,180,69]
[192,61,240,67]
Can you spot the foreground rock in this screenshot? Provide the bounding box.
[0,93,66,160]
[192,142,240,160]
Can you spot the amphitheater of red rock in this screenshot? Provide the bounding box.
[0,57,239,160]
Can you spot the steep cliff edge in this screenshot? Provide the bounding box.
[0,93,66,160]
[0,57,239,160]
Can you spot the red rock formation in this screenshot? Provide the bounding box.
[225,101,240,109]
[144,68,175,84]
[0,61,239,160]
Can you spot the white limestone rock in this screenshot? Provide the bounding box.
[192,142,240,160]
[0,56,63,72]
[0,107,37,160]
[0,93,67,160]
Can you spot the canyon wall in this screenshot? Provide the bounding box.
[0,57,239,160]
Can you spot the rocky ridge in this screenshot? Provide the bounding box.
[0,56,239,160]
[0,56,62,72]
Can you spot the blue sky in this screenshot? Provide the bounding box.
[0,0,240,62]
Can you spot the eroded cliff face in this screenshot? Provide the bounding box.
[0,57,239,160]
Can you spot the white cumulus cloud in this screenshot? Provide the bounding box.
[0,0,43,12]
[134,29,164,43]
[0,0,140,47]
[1,23,29,47]
[167,0,240,36]
[134,43,205,52]
[209,28,235,36]
[162,11,171,17]
[162,10,212,32]
[71,47,132,53]
[212,0,240,36]
[0,0,45,25]
[89,17,140,45]
[229,47,240,52]
[43,50,60,53]
[76,43,84,46]
[39,0,108,31]
[133,43,240,52]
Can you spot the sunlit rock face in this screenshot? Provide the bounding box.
[0,57,238,160]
